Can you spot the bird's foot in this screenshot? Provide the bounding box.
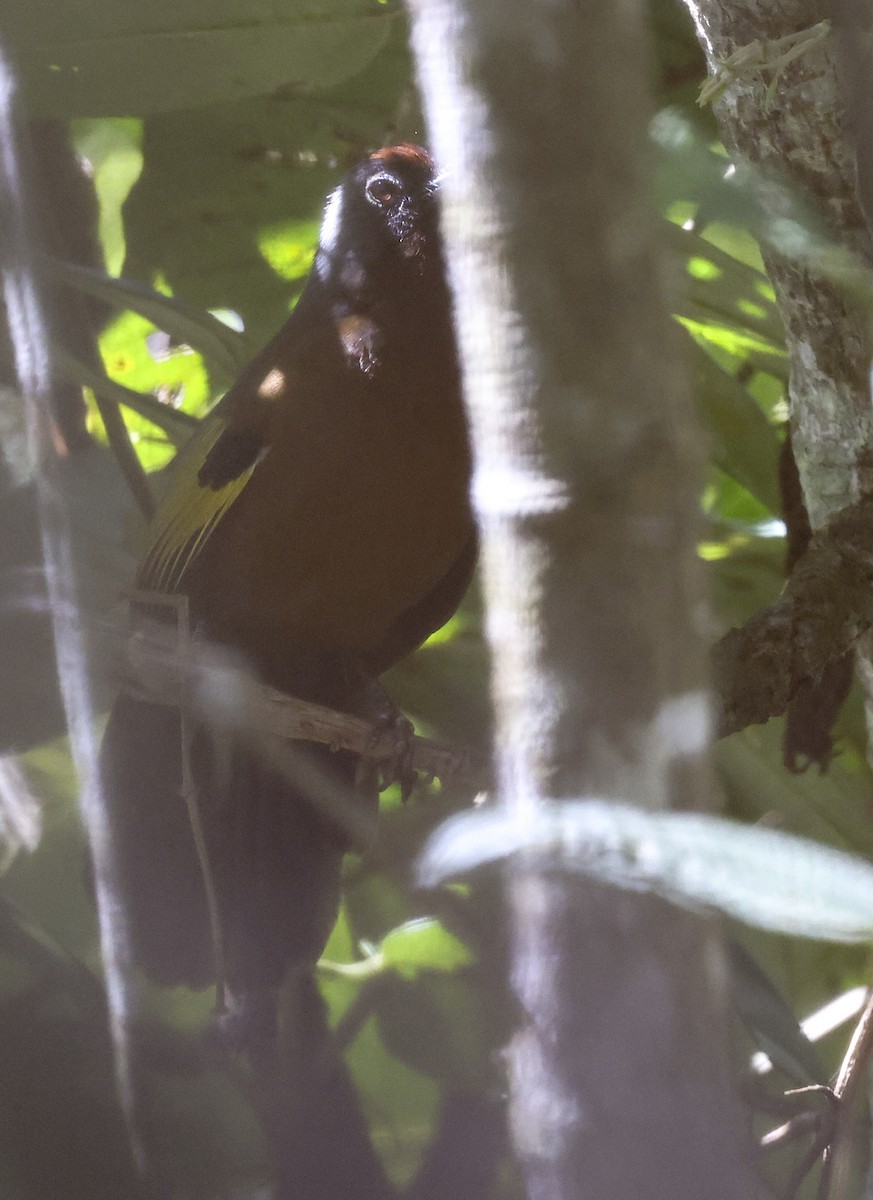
[356,683,417,801]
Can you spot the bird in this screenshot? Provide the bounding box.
[99,145,476,1032]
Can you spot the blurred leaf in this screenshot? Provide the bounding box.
[717,721,873,859]
[653,105,844,271]
[6,0,395,117]
[705,518,786,628]
[69,119,143,275]
[728,938,826,1085]
[666,220,784,350]
[681,316,787,379]
[2,737,97,965]
[419,801,873,943]
[380,918,473,979]
[346,1013,440,1188]
[652,107,764,228]
[0,984,139,1199]
[377,973,495,1092]
[321,918,472,982]
[0,759,41,872]
[120,29,412,344]
[45,257,248,380]
[688,335,782,512]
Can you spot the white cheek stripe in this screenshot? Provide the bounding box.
[319,185,344,255]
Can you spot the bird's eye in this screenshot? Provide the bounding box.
[365,175,400,207]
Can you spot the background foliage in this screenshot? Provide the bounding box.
[1,1,871,1197]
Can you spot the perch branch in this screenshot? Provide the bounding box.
[119,608,486,790]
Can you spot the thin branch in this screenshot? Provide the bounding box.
[120,598,487,789]
[817,988,873,1198]
[89,386,155,520]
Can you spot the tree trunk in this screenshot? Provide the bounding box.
[407,0,756,1195]
[684,1,873,531]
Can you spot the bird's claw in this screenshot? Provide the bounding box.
[356,690,417,800]
[379,711,417,801]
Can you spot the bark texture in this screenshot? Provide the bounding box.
[407,0,756,1196]
[685,1,873,531]
[689,2,873,1184]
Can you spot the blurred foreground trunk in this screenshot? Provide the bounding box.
[408,0,756,1196]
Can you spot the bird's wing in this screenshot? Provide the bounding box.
[136,301,318,594]
[137,414,261,594]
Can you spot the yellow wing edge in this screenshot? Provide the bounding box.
[137,419,256,595]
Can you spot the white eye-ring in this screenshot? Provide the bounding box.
[365,174,401,207]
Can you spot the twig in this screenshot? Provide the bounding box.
[120,594,488,791]
[817,987,873,1198]
[757,1085,839,1200]
[89,386,155,520]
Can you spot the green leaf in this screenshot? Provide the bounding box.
[345,1013,439,1187]
[667,220,784,352]
[319,918,472,982]
[118,33,411,346]
[52,342,197,446]
[717,721,873,860]
[44,258,248,381]
[681,317,787,379]
[728,939,826,1085]
[419,801,873,943]
[7,1,395,117]
[380,918,473,979]
[69,119,143,276]
[688,334,782,512]
[376,974,495,1091]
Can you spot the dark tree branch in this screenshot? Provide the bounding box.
[120,613,486,789]
[713,493,873,737]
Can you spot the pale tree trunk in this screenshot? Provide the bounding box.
[406,1,756,1196]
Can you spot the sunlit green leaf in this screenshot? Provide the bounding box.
[680,316,787,378]
[688,335,782,512]
[45,258,248,381]
[69,119,143,276]
[93,308,212,469]
[380,918,473,978]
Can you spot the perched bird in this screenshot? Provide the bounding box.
[100,146,475,1021]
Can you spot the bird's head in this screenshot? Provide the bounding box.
[314,145,443,288]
